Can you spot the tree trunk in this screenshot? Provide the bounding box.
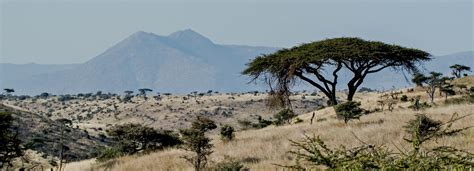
[328,95,338,106]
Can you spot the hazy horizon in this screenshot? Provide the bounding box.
[1,0,473,64]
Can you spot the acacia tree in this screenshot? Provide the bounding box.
[180,116,217,171]
[138,88,153,100]
[56,118,72,171]
[449,64,471,78]
[3,89,14,96]
[412,72,428,87]
[243,38,430,106]
[421,72,443,103]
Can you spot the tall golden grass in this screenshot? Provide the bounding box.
[83,101,474,170]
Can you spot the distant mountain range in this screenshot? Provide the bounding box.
[1,29,473,95]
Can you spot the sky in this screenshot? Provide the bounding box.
[1,0,473,64]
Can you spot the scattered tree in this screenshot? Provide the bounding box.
[106,124,181,156]
[220,125,235,142]
[449,64,471,78]
[421,72,443,103]
[411,72,427,87]
[440,84,455,102]
[3,89,14,96]
[180,116,216,171]
[273,108,297,125]
[56,118,72,171]
[39,92,50,99]
[123,90,134,102]
[334,101,364,124]
[138,88,153,100]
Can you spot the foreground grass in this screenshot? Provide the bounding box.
[79,102,473,170]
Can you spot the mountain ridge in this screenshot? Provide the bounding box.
[0,29,277,95]
[0,29,472,95]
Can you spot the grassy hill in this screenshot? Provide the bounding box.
[2,77,473,170]
[64,86,474,170]
[0,104,109,169]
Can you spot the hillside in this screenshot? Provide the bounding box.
[65,87,474,170]
[1,76,473,170]
[2,91,323,135]
[0,104,109,169]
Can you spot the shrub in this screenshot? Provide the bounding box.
[358,87,376,92]
[96,147,122,162]
[212,156,248,171]
[334,101,364,124]
[254,116,272,128]
[106,124,181,156]
[220,125,235,142]
[285,113,474,170]
[400,95,408,102]
[273,109,296,125]
[191,116,217,132]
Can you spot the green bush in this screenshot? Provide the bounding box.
[212,156,248,171]
[273,109,296,125]
[96,147,122,162]
[106,124,181,156]
[191,116,217,132]
[220,125,235,142]
[238,116,272,130]
[334,101,364,124]
[254,116,272,128]
[400,95,408,102]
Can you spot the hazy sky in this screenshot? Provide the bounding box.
[1,0,473,64]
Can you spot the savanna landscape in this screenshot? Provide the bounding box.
[1,0,473,170]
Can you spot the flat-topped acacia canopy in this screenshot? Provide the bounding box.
[243,37,430,106]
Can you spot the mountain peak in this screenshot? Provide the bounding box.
[168,29,214,44]
[129,31,157,39]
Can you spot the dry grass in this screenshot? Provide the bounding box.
[451,76,474,87]
[83,102,474,170]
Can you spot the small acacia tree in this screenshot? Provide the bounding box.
[412,72,427,87]
[334,101,364,124]
[56,118,72,171]
[138,88,153,100]
[243,38,430,107]
[180,116,217,171]
[421,72,443,103]
[273,108,297,125]
[449,64,471,78]
[220,125,235,142]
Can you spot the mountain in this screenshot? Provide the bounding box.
[0,30,472,95]
[0,29,277,95]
